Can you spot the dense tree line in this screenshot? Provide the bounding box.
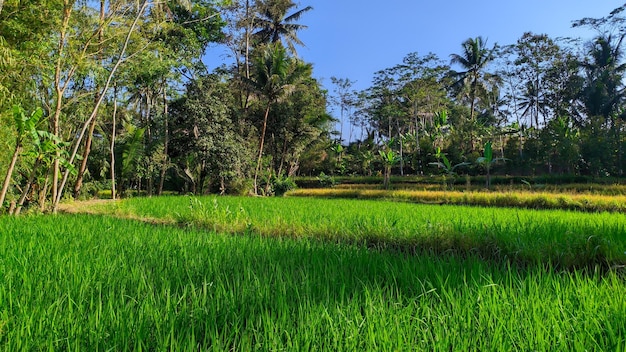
[1,1,626,213]
[0,0,331,213]
[325,10,626,182]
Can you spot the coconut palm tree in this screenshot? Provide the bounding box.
[449,36,497,121]
[246,43,310,194]
[581,34,626,119]
[253,0,312,55]
[581,34,626,176]
[517,79,548,129]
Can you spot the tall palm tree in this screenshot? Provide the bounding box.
[582,34,626,119]
[581,34,626,176]
[449,36,497,121]
[253,0,312,55]
[247,43,310,194]
[517,79,547,128]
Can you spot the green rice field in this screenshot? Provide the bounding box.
[1,196,625,350]
[96,196,626,268]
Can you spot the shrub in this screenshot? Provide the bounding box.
[272,175,297,196]
[317,172,337,188]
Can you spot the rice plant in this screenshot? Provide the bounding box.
[66,196,626,269]
[0,213,625,350]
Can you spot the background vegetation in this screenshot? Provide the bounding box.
[1,1,626,211]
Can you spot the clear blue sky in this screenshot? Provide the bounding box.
[290,0,623,91]
[205,0,624,92]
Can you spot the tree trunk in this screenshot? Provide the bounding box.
[397,120,403,176]
[199,160,207,195]
[288,157,299,177]
[254,102,271,195]
[51,1,74,206]
[158,79,169,195]
[277,136,288,177]
[0,145,21,210]
[147,176,153,197]
[183,165,196,194]
[535,76,542,128]
[144,92,152,145]
[13,158,41,215]
[39,174,49,212]
[339,105,344,144]
[51,99,61,205]
[243,0,252,111]
[414,103,422,175]
[145,92,153,197]
[469,77,478,152]
[111,85,118,200]
[619,120,623,176]
[73,0,106,199]
[470,76,477,121]
[73,117,97,198]
[384,165,391,190]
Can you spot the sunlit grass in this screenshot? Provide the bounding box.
[67,195,626,269]
[288,188,626,213]
[331,181,626,195]
[0,213,624,350]
[296,175,626,194]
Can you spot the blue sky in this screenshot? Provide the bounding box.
[204,0,624,104]
[288,0,624,91]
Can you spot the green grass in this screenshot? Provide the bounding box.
[0,213,625,350]
[89,196,626,269]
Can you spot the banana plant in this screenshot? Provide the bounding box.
[476,141,507,189]
[429,147,470,189]
[431,111,449,147]
[358,149,374,176]
[329,142,345,174]
[0,105,42,211]
[13,129,74,214]
[378,148,400,190]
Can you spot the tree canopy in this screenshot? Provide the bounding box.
[2,1,626,213]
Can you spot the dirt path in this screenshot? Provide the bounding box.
[57,199,117,215]
[57,199,176,226]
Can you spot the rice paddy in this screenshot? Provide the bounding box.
[287,188,626,213]
[1,195,625,350]
[76,195,626,269]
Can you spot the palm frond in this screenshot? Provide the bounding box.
[284,5,313,23]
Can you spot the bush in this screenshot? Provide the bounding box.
[272,175,297,196]
[80,180,112,200]
[316,172,337,188]
[225,178,254,196]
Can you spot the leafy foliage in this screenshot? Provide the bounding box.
[170,75,250,194]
